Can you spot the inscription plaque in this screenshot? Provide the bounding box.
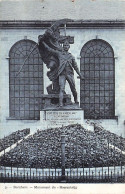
[40,110,84,128]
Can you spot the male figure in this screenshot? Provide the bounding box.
[38,26,62,94]
[43,40,84,107]
[38,19,71,94]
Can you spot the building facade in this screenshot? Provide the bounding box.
[0,20,125,137]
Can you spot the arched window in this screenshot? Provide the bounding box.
[9,39,43,120]
[80,39,115,119]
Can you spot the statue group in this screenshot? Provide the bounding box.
[38,19,84,108]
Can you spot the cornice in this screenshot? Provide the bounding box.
[0,20,125,29]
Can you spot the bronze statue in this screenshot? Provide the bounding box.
[38,19,69,94]
[15,19,84,108]
[38,19,84,107]
[42,40,84,106]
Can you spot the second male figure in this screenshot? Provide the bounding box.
[43,40,84,107]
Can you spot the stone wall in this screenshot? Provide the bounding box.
[0,25,125,137]
[0,0,125,20]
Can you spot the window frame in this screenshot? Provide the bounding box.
[9,39,44,120]
[80,39,116,119]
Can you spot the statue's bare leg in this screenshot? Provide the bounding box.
[59,90,64,107]
[59,75,66,107]
[66,74,79,103]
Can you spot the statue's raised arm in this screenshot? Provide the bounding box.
[38,19,71,94]
[38,19,83,108]
[38,19,71,65]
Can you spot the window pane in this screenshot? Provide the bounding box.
[80,39,115,119]
[9,40,43,119]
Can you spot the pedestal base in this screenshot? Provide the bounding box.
[41,94,72,109]
[40,109,84,129]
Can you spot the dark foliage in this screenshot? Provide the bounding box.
[0,125,124,168]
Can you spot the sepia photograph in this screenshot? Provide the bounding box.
[0,0,125,193]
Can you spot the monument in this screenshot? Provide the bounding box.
[38,19,85,128]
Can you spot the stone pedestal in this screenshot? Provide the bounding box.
[40,109,84,129]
